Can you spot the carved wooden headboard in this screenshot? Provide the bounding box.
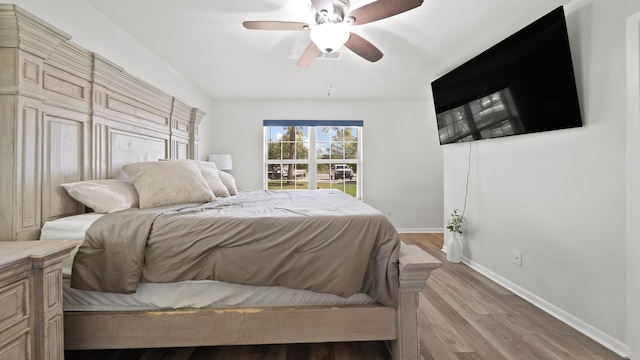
[0,4,205,241]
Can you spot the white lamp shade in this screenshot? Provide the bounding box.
[208,154,233,171]
[310,22,350,53]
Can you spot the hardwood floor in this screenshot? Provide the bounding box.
[64,233,624,360]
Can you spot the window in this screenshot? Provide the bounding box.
[264,120,363,198]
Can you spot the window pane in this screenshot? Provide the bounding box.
[317,142,330,159]
[296,140,309,160]
[316,163,330,185]
[268,143,281,160]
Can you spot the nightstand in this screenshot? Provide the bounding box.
[0,240,80,359]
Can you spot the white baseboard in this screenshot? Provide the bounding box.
[460,256,630,359]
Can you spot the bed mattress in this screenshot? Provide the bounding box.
[40,202,378,312]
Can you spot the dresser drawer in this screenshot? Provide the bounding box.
[0,330,31,360]
[0,240,80,360]
[0,278,29,344]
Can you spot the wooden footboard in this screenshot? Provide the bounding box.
[64,305,396,349]
[391,243,441,359]
[64,242,440,359]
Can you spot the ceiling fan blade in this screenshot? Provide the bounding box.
[346,0,423,25]
[297,42,321,67]
[344,33,383,62]
[243,21,309,31]
[311,0,333,15]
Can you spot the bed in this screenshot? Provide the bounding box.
[46,172,440,359]
[41,183,439,359]
[0,5,440,359]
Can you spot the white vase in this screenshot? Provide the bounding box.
[446,232,462,263]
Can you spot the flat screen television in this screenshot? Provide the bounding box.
[431,6,582,145]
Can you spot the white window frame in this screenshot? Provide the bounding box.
[263,120,363,199]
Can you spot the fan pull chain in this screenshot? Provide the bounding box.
[327,60,334,97]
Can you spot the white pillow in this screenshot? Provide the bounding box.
[61,179,139,213]
[123,161,215,209]
[179,160,230,197]
[218,170,238,196]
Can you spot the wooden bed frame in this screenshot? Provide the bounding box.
[0,5,441,359]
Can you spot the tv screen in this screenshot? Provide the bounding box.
[431,6,582,145]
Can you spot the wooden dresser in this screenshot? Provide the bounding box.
[0,240,79,360]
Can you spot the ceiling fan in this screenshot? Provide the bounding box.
[243,0,424,67]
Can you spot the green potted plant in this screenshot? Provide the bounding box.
[446,209,463,263]
[446,209,463,234]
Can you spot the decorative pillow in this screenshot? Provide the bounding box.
[61,179,139,213]
[123,161,215,209]
[218,170,238,196]
[179,160,230,197]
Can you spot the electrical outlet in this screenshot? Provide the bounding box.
[386,210,392,217]
[512,250,523,266]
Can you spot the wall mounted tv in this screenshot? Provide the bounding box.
[431,6,582,145]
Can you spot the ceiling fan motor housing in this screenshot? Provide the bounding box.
[315,0,350,25]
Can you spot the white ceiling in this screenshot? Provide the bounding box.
[85,0,572,101]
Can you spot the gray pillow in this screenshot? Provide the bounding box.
[123,161,215,208]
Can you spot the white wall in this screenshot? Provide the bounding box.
[9,0,217,158]
[626,9,640,360]
[443,0,640,356]
[206,100,444,231]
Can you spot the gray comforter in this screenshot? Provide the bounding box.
[71,190,400,306]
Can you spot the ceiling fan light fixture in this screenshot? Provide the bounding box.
[310,22,349,53]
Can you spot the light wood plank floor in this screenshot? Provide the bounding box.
[65,233,624,360]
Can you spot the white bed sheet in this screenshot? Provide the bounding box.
[39,213,103,276]
[40,212,377,311]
